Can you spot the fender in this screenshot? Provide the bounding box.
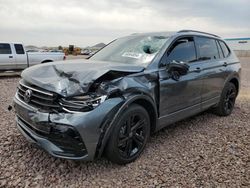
[223,72,240,93]
[211,72,240,109]
[96,93,158,158]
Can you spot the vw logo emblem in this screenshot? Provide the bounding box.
[24,89,32,103]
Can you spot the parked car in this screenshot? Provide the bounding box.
[89,50,97,56]
[13,30,241,164]
[0,43,66,70]
[81,49,91,55]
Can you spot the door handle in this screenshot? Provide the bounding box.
[223,62,228,67]
[194,67,202,73]
[9,56,13,58]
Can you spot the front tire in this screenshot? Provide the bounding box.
[213,82,237,116]
[105,104,150,165]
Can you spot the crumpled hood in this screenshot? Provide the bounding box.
[21,59,144,97]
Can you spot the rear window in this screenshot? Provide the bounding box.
[14,44,25,54]
[216,40,224,58]
[0,43,11,54]
[219,41,230,57]
[196,37,219,61]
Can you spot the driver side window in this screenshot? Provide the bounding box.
[167,37,196,63]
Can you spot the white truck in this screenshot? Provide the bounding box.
[0,42,66,70]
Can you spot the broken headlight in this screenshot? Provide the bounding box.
[59,95,107,112]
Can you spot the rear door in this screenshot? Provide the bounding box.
[0,43,15,70]
[194,36,227,109]
[14,44,27,69]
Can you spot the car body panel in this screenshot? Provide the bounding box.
[157,62,203,129]
[158,61,203,116]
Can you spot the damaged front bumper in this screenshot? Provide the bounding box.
[13,93,124,160]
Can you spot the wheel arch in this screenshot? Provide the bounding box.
[223,74,240,96]
[96,94,158,158]
[41,59,53,63]
[229,77,239,95]
[131,97,158,134]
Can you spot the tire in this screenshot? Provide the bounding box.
[105,104,150,165]
[213,82,237,116]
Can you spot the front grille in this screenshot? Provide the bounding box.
[17,80,61,111]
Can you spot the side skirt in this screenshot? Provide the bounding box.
[156,96,220,131]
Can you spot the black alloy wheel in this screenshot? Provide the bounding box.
[105,104,150,164]
[223,86,237,114]
[214,82,237,116]
[117,112,147,158]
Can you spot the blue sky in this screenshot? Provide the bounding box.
[0,0,249,46]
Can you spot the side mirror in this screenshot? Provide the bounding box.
[167,60,189,80]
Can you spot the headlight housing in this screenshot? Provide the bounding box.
[59,95,107,112]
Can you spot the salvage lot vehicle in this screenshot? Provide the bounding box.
[13,30,241,164]
[0,43,65,70]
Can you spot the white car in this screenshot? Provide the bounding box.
[0,42,66,70]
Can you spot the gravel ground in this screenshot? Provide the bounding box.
[0,58,249,187]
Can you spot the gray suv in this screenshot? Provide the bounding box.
[13,30,241,164]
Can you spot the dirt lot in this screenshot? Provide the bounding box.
[0,58,249,187]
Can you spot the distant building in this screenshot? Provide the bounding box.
[225,38,250,50]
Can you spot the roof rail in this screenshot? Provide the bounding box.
[177,30,220,38]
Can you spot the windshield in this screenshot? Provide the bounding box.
[90,35,168,65]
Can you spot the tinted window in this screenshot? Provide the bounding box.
[14,44,25,54]
[219,41,230,57]
[196,37,219,60]
[167,37,196,63]
[216,40,223,58]
[0,43,11,54]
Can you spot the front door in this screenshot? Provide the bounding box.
[0,43,15,70]
[158,36,203,129]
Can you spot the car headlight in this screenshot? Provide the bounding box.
[59,95,107,112]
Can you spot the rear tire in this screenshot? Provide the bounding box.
[105,104,150,165]
[213,82,237,116]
